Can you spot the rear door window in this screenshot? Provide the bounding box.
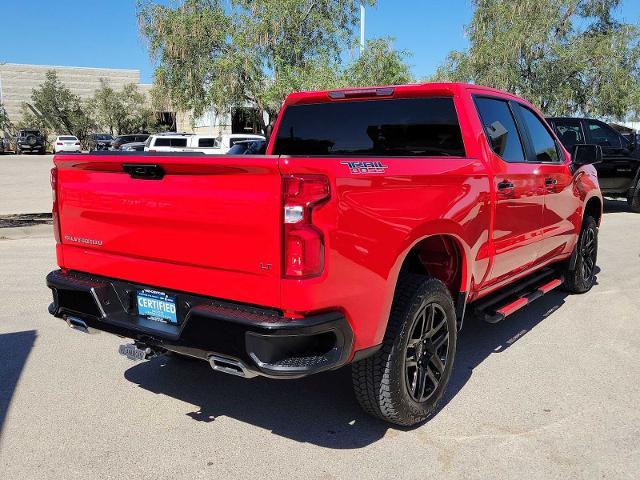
[587,120,622,148]
[553,120,584,149]
[518,106,560,163]
[474,97,525,162]
[273,97,465,157]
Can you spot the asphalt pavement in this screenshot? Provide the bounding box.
[0,154,639,479]
[0,154,54,215]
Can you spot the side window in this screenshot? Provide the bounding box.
[475,97,525,162]
[170,138,188,147]
[519,107,559,163]
[554,120,584,149]
[154,138,171,147]
[198,138,218,148]
[587,121,622,148]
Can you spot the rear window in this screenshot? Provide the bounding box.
[273,97,465,157]
[60,136,77,141]
[154,137,188,147]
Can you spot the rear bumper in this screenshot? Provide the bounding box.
[46,269,354,378]
[18,144,43,151]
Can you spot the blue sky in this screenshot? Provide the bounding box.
[1,1,638,83]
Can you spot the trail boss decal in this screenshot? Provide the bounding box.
[341,161,389,174]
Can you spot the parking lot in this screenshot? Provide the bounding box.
[1,154,639,479]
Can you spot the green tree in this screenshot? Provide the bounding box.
[138,0,414,129]
[19,70,95,141]
[433,0,640,118]
[342,38,412,87]
[91,80,155,134]
[0,103,10,131]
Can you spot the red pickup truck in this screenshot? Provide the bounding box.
[47,83,602,426]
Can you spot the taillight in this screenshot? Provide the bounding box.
[56,142,63,145]
[75,142,80,145]
[283,175,330,278]
[50,167,61,242]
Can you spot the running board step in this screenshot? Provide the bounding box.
[477,276,564,324]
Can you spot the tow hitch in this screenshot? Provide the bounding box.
[118,343,165,362]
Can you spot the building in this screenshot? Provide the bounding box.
[177,106,268,137]
[0,63,148,125]
[0,62,263,138]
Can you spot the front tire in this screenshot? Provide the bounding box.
[628,183,640,213]
[563,216,598,293]
[352,275,457,426]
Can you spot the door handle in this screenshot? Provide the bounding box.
[497,180,515,196]
[123,164,165,180]
[545,177,557,191]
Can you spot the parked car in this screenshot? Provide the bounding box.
[46,83,602,426]
[548,117,640,212]
[15,129,46,154]
[227,139,267,155]
[111,134,150,150]
[218,134,266,153]
[145,132,266,154]
[121,142,146,152]
[144,132,194,153]
[88,133,114,151]
[53,135,81,153]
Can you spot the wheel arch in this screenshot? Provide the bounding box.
[391,232,471,330]
[584,195,603,226]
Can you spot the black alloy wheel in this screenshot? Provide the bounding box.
[580,226,597,283]
[405,302,450,403]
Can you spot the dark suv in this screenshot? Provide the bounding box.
[548,117,640,212]
[111,134,149,150]
[88,133,114,151]
[15,129,46,154]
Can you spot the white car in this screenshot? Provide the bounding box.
[53,135,81,153]
[144,133,265,154]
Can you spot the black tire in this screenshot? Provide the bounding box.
[628,185,640,213]
[563,216,598,293]
[351,275,457,426]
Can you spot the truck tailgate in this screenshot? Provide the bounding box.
[54,153,282,307]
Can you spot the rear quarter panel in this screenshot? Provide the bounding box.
[277,90,493,350]
[279,156,492,351]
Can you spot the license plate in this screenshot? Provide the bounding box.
[119,344,147,361]
[136,289,177,324]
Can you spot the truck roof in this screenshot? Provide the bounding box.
[283,82,525,106]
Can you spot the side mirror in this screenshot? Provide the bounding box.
[572,144,602,166]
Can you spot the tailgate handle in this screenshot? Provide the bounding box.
[123,164,165,180]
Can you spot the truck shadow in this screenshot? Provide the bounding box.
[440,290,571,411]
[0,330,37,443]
[124,286,585,449]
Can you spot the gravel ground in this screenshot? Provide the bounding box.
[0,159,638,478]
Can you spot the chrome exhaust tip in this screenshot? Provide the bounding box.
[65,315,99,334]
[208,354,256,378]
